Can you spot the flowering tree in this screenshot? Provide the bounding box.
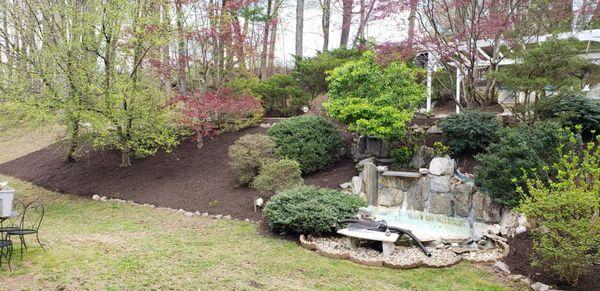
[175,88,262,148]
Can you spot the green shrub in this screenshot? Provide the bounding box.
[537,94,600,135]
[225,76,262,99]
[251,158,304,192]
[475,121,566,206]
[391,146,413,165]
[517,134,599,284]
[267,115,344,174]
[324,51,425,140]
[263,185,366,235]
[228,134,279,184]
[257,74,311,116]
[433,141,451,157]
[292,48,361,97]
[440,111,501,154]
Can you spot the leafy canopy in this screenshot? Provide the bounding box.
[324,51,425,140]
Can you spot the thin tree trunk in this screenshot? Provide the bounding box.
[407,1,417,47]
[321,0,330,52]
[340,0,352,49]
[176,1,187,94]
[161,1,172,96]
[268,12,278,75]
[260,0,272,79]
[295,0,304,57]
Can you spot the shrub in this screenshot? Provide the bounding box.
[391,146,413,165]
[537,94,600,136]
[475,121,566,206]
[251,158,304,192]
[225,76,262,99]
[433,141,451,157]
[517,133,599,284]
[440,111,501,154]
[228,134,279,185]
[324,51,425,140]
[292,48,361,97]
[263,185,366,235]
[257,74,311,116]
[267,115,344,174]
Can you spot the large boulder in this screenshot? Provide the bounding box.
[472,191,501,223]
[453,182,474,217]
[351,176,363,195]
[428,193,454,216]
[429,175,451,193]
[409,146,435,169]
[429,157,455,176]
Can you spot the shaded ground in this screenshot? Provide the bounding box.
[0,176,519,289]
[0,126,357,221]
[505,233,600,290]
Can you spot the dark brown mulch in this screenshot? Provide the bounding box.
[0,126,357,221]
[505,233,600,290]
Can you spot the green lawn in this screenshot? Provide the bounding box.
[0,176,521,290]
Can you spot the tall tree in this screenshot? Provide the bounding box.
[340,0,352,49]
[320,0,331,51]
[354,0,376,43]
[295,0,304,57]
[260,0,273,79]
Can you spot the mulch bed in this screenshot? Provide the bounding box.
[505,233,600,290]
[0,126,357,221]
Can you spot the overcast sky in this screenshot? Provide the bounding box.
[273,1,409,66]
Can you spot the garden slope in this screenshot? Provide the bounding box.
[0,126,357,221]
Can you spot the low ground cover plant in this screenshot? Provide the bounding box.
[441,110,501,154]
[267,115,344,174]
[518,133,599,284]
[251,158,304,192]
[228,134,279,185]
[263,185,366,235]
[475,121,566,206]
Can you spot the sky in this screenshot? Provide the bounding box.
[273,0,409,66]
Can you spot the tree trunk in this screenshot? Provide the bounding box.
[321,0,330,52]
[407,1,417,47]
[176,1,187,94]
[196,133,204,149]
[295,0,304,57]
[340,0,352,49]
[268,11,278,75]
[161,1,172,96]
[120,150,131,168]
[260,0,272,79]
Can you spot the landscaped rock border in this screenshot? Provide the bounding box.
[91,195,261,224]
[300,234,510,270]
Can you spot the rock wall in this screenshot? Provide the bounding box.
[354,156,502,224]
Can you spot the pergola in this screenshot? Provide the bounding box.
[423,29,600,114]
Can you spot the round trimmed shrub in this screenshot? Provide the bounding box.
[267,115,344,174]
[441,110,501,154]
[228,134,278,184]
[263,185,366,235]
[251,158,304,192]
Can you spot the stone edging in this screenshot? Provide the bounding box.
[300,235,472,269]
[91,195,261,224]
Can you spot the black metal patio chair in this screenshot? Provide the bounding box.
[7,201,45,259]
[0,239,13,270]
[0,199,26,239]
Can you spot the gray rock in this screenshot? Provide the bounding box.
[223,215,232,220]
[531,282,550,291]
[214,214,223,219]
[202,212,209,217]
[176,209,185,214]
[339,182,352,189]
[430,175,451,193]
[244,218,250,222]
[472,191,501,223]
[486,224,501,235]
[356,157,375,170]
[428,193,454,216]
[517,215,528,227]
[409,146,435,169]
[453,182,474,216]
[376,166,388,173]
[100,196,108,202]
[378,188,404,207]
[429,157,455,176]
[364,162,379,206]
[450,242,459,247]
[494,261,511,274]
[351,176,363,195]
[419,168,429,175]
[426,125,443,134]
[184,211,194,217]
[92,195,101,201]
[515,225,527,235]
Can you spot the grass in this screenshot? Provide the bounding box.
[0,177,521,290]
